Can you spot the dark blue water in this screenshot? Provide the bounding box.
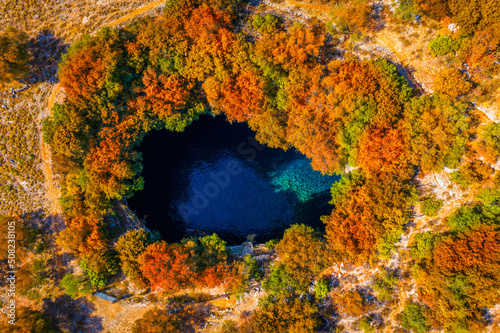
[128,115,339,245]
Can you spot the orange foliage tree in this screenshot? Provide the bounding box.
[433,67,472,99]
[57,215,107,255]
[138,242,195,291]
[323,173,415,263]
[356,123,411,180]
[412,224,500,331]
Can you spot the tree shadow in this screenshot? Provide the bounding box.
[179,304,213,333]
[42,295,104,333]
[26,30,68,84]
[370,0,386,33]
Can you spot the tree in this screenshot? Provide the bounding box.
[478,123,500,162]
[131,307,180,333]
[203,67,264,122]
[115,229,154,288]
[0,26,30,83]
[356,123,411,180]
[60,273,93,298]
[138,241,194,291]
[85,127,144,201]
[262,263,293,297]
[405,96,468,171]
[428,35,458,57]
[399,302,430,333]
[372,269,398,301]
[451,159,494,188]
[420,195,443,217]
[330,0,373,34]
[434,67,472,99]
[57,214,109,255]
[324,175,415,262]
[133,68,200,125]
[251,296,319,333]
[314,277,331,299]
[0,306,56,333]
[276,224,329,292]
[445,204,500,233]
[80,250,118,287]
[334,290,369,317]
[411,223,500,330]
[459,31,499,71]
[190,233,228,272]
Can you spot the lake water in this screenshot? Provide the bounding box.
[128,115,339,245]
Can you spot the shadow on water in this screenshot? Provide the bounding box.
[128,115,339,245]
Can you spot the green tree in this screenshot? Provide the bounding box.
[262,263,293,297]
[372,269,398,301]
[276,224,329,292]
[115,229,154,287]
[479,123,500,161]
[314,277,331,299]
[195,233,228,268]
[420,195,443,217]
[399,302,430,333]
[80,250,118,287]
[428,35,458,57]
[243,254,263,281]
[60,273,93,298]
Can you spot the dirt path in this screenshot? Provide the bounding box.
[106,0,165,27]
[41,83,62,215]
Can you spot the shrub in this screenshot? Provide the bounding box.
[372,269,398,301]
[314,277,330,299]
[252,14,280,34]
[264,239,278,251]
[357,316,374,333]
[420,195,443,216]
[60,273,93,298]
[399,302,430,333]
[243,254,263,281]
[428,35,458,57]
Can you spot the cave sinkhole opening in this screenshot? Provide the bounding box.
[127,114,340,245]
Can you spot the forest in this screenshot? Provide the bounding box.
[1,0,500,331]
